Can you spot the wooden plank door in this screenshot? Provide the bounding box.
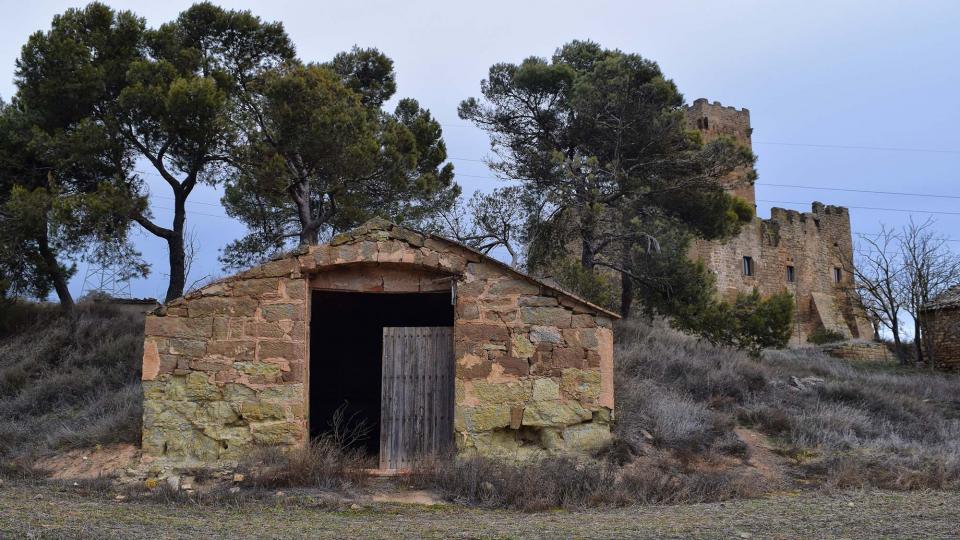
[380,326,454,470]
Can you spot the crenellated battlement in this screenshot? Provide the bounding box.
[688,97,750,115]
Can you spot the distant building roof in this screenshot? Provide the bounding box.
[923,284,960,311]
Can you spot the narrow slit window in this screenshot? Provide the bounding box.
[742,256,753,276]
[786,265,795,283]
[834,267,842,283]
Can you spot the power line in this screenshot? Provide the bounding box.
[150,205,237,221]
[758,199,960,217]
[757,183,960,200]
[438,120,960,155]
[752,141,960,155]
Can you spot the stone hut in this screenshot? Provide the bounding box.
[141,218,617,470]
[920,284,960,370]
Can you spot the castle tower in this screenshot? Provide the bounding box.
[683,98,756,206]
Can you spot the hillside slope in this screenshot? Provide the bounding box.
[0,303,143,460]
[2,302,959,501]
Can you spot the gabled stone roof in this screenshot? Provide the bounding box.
[339,218,621,320]
[229,217,621,320]
[923,284,960,311]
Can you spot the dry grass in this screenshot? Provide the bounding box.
[616,317,960,492]
[0,302,144,460]
[406,451,766,512]
[237,438,373,491]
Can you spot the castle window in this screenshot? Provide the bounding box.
[742,256,754,276]
[833,267,842,283]
[786,266,795,283]
[702,117,709,129]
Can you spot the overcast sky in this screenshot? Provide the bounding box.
[1,0,958,301]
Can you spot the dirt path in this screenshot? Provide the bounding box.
[1,483,958,539]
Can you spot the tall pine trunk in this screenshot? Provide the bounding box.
[37,227,74,310]
[163,194,187,303]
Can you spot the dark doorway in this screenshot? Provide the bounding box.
[309,291,454,457]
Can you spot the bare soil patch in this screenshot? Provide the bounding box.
[35,444,139,480]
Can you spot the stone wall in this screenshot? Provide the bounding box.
[921,307,960,371]
[690,203,874,343]
[141,219,616,467]
[821,341,894,363]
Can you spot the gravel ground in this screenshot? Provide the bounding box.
[1,483,958,539]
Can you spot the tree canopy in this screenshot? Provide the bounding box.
[459,40,755,316]
[219,48,459,268]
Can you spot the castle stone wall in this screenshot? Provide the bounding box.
[684,98,873,344]
[690,203,873,343]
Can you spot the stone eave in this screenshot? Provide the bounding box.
[171,218,621,320]
[422,232,622,320]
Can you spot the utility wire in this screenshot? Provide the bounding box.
[752,141,960,154]
[757,199,960,217]
[757,183,960,200]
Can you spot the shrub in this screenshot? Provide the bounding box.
[688,289,794,356]
[238,438,372,491]
[808,328,846,345]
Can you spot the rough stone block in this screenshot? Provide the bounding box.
[188,297,259,318]
[259,384,304,401]
[532,378,560,401]
[240,400,288,421]
[457,354,492,380]
[521,400,592,427]
[563,328,599,350]
[222,383,257,402]
[553,346,586,368]
[487,278,540,296]
[258,340,303,361]
[520,307,572,328]
[471,380,532,404]
[283,278,307,300]
[465,405,512,431]
[561,422,611,452]
[185,372,221,401]
[163,338,207,357]
[260,303,303,322]
[456,323,510,342]
[231,278,281,298]
[145,316,213,339]
[142,340,160,381]
[245,321,286,339]
[250,421,302,445]
[456,303,480,320]
[519,295,558,307]
[561,368,601,401]
[530,326,563,344]
[206,340,256,361]
[510,333,535,358]
[572,314,597,328]
[212,317,245,340]
[495,355,529,376]
[234,361,283,382]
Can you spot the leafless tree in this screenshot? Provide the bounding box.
[897,217,960,369]
[437,186,526,269]
[841,226,909,363]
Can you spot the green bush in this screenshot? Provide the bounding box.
[678,289,794,356]
[807,328,846,345]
